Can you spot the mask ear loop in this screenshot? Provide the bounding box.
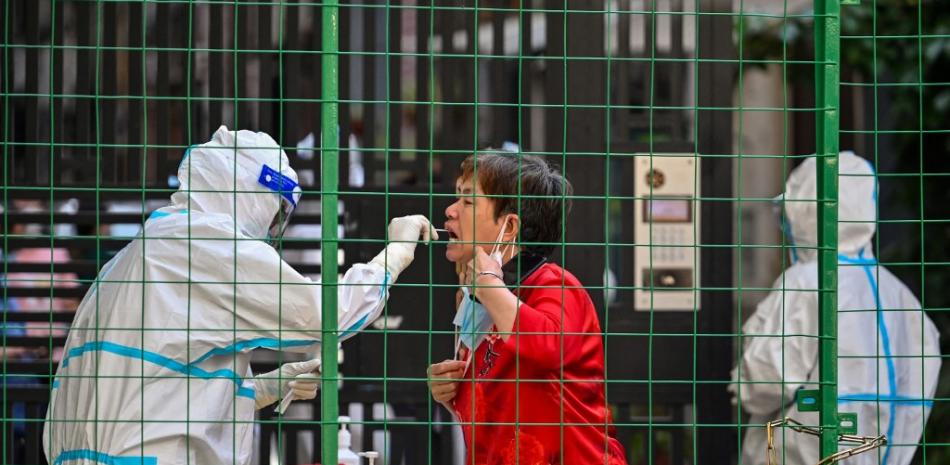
[501,233,516,263]
[454,291,464,362]
[454,289,463,360]
[489,218,508,262]
[449,324,469,420]
[448,319,467,421]
[491,215,520,264]
[454,328,474,379]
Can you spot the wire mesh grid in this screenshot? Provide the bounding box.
[1,1,946,465]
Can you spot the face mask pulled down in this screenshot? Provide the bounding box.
[453,219,514,360]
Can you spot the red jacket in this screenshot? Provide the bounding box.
[452,257,628,465]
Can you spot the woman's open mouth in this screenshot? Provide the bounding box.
[443,226,460,242]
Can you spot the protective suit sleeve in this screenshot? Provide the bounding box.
[730,269,819,416]
[195,239,390,353]
[330,262,391,342]
[896,287,942,406]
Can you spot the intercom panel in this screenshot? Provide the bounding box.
[633,154,701,311]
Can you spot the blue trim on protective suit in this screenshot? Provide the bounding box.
[53,449,157,465]
[836,253,876,266]
[838,249,896,465]
[838,393,934,408]
[87,256,121,298]
[147,208,188,221]
[340,314,370,339]
[780,212,799,264]
[337,271,387,338]
[191,272,389,360]
[379,271,390,298]
[191,337,318,365]
[863,158,879,202]
[61,341,255,399]
[177,144,195,172]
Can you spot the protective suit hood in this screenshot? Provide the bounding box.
[782,151,877,262]
[172,125,301,240]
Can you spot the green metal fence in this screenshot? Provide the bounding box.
[1,1,946,465]
[816,0,840,460]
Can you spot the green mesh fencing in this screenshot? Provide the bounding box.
[1,1,947,465]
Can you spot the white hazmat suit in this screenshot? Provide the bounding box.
[44,126,435,465]
[731,151,941,465]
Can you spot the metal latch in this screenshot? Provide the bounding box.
[796,389,820,412]
[766,417,886,465]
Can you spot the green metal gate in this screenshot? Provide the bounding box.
[1,1,946,464]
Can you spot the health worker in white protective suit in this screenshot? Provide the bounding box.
[730,151,941,465]
[43,126,437,465]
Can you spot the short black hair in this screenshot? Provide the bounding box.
[459,152,573,257]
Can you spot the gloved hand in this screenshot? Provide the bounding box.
[252,359,321,410]
[369,215,438,282]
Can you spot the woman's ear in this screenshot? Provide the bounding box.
[504,214,521,242]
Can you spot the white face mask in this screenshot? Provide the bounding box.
[453,286,493,356]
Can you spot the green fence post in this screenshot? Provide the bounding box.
[321,1,341,464]
[814,0,841,459]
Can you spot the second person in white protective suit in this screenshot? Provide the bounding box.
[730,151,941,465]
[43,126,437,465]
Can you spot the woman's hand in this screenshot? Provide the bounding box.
[463,247,505,298]
[427,359,466,407]
[461,247,521,339]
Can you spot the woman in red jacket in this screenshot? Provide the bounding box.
[428,153,627,465]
